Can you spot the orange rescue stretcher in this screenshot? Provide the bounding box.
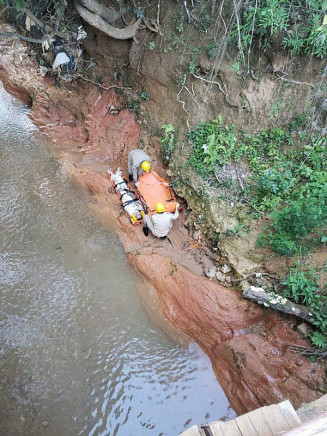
[137,170,177,216]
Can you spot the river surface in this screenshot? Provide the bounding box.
[0,83,234,435]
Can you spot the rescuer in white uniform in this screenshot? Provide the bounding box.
[143,202,179,239]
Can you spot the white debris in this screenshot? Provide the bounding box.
[221,264,231,274]
[53,52,70,69]
[216,271,226,282]
[77,25,87,41]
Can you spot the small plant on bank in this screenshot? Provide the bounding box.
[282,264,327,347]
[187,116,237,174]
[160,124,176,164]
[140,91,150,101]
[310,331,327,349]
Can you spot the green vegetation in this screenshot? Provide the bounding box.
[160,124,176,164]
[283,264,327,347]
[140,91,150,101]
[232,0,327,59]
[187,115,327,257]
[187,116,237,172]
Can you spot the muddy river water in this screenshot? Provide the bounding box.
[0,84,234,435]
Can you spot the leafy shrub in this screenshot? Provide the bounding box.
[283,265,327,344]
[255,168,293,210]
[311,331,327,349]
[268,233,297,256]
[232,0,327,59]
[270,197,327,238]
[187,117,237,173]
[160,124,176,164]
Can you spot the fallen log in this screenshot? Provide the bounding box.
[243,286,315,324]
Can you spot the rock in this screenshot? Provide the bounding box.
[261,278,274,290]
[193,230,200,240]
[271,52,287,72]
[241,280,251,293]
[41,421,48,427]
[131,253,326,415]
[225,276,231,283]
[204,266,217,279]
[297,394,327,424]
[221,264,231,274]
[253,278,263,287]
[297,322,309,337]
[216,271,226,282]
[219,233,263,276]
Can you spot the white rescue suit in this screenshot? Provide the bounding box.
[144,207,179,238]
[128,149,151,182]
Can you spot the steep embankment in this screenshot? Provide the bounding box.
[0,27,326,414]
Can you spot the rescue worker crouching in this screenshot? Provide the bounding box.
[128,149,151,183]
[143,202,179,239]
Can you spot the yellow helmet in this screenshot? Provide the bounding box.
[141,160,151,171]
[155,202,165,213]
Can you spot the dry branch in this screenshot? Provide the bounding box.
[75,73,132,91]
[192,73,240,108]
[22,8,69,40]
[0,30,44,44]
[275,73,314,89]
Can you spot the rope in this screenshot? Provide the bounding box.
[179,206,204,251]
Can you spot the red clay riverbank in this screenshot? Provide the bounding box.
[1,29,325,415]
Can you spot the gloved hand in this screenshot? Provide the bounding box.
[135,182,139,187]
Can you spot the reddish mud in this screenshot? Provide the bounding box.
[0,30,325,415]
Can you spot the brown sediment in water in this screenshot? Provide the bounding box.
[0,30,325,415]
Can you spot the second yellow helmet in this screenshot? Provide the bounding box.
[141,160,151,171]
[155,202,165,213]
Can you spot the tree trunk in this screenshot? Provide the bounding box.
[78,0,129,25]
[243,286,315,324]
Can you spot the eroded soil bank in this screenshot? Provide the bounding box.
[1,31,326,415]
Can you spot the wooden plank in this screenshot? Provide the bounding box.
[260,404,293,434]
[246,407,274,436]
[206,421,225,436]
[282,411,327,435]
[278,400,301,428]
[210,419,243,436]
[234,413,260,435]
[179,425,204,436]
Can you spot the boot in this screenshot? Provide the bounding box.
[128,174,133,182]
[143,226,149,237]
